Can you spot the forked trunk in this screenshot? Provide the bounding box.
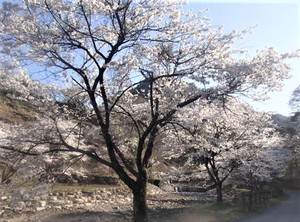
[132,183,148,222]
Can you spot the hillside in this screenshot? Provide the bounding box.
[0,93,37,125]
[0,92,119,185]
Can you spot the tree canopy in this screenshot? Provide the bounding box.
[0,1,298,221]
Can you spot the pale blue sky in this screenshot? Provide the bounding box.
[1,0,298,115]
[185,0,300,116]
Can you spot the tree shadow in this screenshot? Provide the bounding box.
[39,207,203,222]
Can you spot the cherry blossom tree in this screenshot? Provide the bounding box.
[233,145,291,191]
[162,100,280,203]
[0,65,52,103]
[288,87,300,153]
[0,0,298,221]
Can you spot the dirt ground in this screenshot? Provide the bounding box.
[0,192,217,222]
[3,190,298,222]
[4,208,222,222]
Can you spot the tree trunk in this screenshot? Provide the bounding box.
[132,183,148,222]
[216,183,223,203]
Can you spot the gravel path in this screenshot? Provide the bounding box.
[236,190,300,222]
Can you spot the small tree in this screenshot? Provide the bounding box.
[0,1,297,221]
[282,90,300,181]
[290,86,300,114]
[234,145,291,190]
[289,87,300,153]
[163,100,279,203]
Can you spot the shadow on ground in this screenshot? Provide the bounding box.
[10,190,300,222]
[37,207,219,222]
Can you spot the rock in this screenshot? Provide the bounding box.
[95,195,102,200]
[148,183,164,195]
[51,205,62,210]
[113,206,120,210]
[35,207,46,211]
[64,204,74,209]
[48,196,57,201]
[48,199,66,205]
[0,196,8,201]
[124,197,131,202]
[82,191,94,196]
[159,183,175,192]
[74,198,86,204]
[84,203,94,208]
[2,205,11,210]
[67,194,76,199]
[36,201,47,207]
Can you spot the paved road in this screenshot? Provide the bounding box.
[237,190,300,222]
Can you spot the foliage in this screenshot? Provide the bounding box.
[233,146,292,190]
[162,99,284,202]
[0,66,52,105]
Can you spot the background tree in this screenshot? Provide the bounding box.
[289,85,300,114]
[162,99,280,203]
[289,86,300,153]
[0,1,297,221]
[281,87,300,183]
[233,145,291,191]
